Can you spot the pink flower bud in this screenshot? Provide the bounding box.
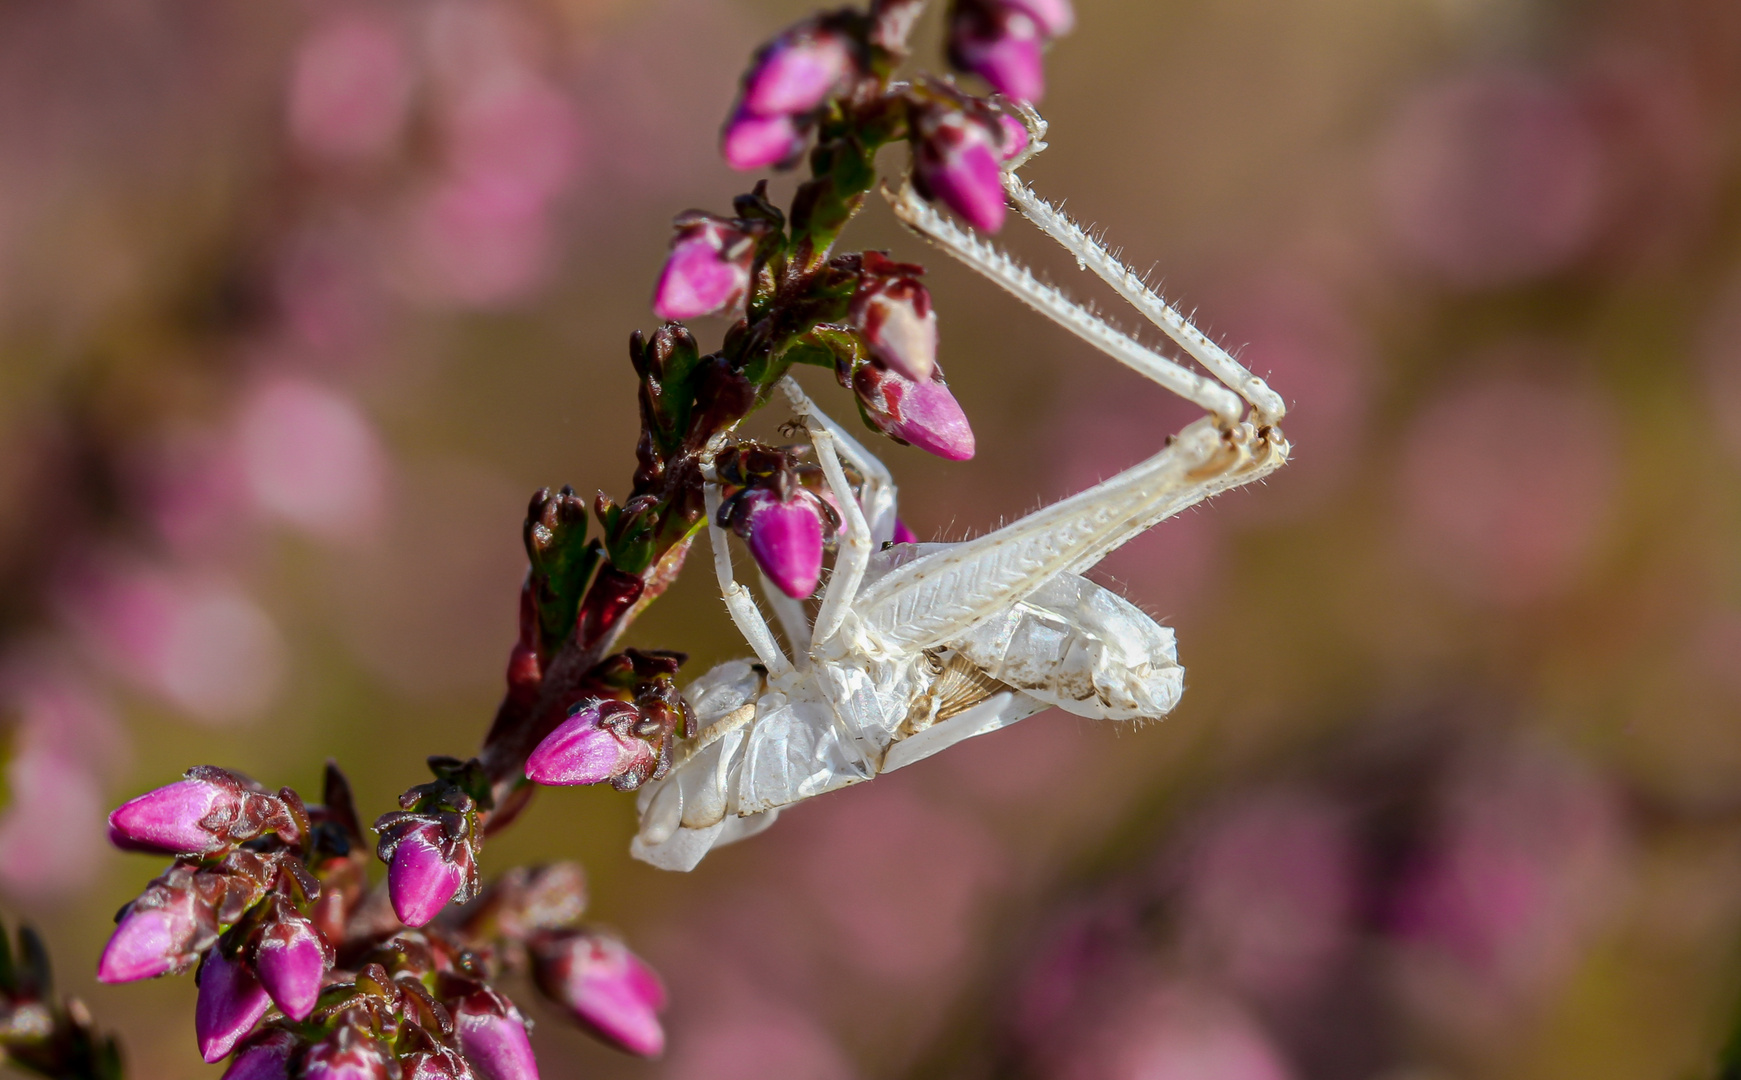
[108,777,236,856]
[652,214,756,321]
[741,489,828,599]
[532,932,667,1058]
[256,915,329,1021]
[913,109,1007,233]
[526,701,655,787]
[197,950,273,1063]
[455,999,541,1080]
[950,7,1046,103]
[388,824,465,929]
[742,30,854,116]
[98,886,211,983]
[851,253,937,383]
[853,364,977,461]
[893,519,918,545]
[222,1030,297,1080]
[1005,0,1075,38]
[721,110,804,171]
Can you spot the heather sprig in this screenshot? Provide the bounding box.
[382,0,1065,892]
[94,0,1073,1073]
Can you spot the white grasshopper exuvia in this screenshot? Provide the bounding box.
[631,108,1289,870]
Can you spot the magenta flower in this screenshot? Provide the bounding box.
[532,931,667,1058]
[525,701,656,787]
[196,949,273,1063]
[255,914,329,1020]
[652,213,759,321]
[222,1030,297,1080]
[852,363,977,461]
[950,7,1047,103]
[742,29,854,116]
[454,998,541,1080]
[387,823,466,929]
[913,108,1007,233]
[739,489,829,599]
[721,110,805,171]
[108,776,237,856]
[97,886,211,983]
[852,253,938,383]
[892,519,918,544]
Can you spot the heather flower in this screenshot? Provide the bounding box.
[851,362,977,461]
[949,6,1047,103]
[196,949,273,1063]
[107,765,299,857]
[255,912,330,1020]
[97,881,215,983]
[108,777,234,856]
[525,700,658,787]
[652,212,760,321]
[454,994,541,1080]
[531,931,667,1058]
[722,22,858,171]
[385,822,467,929]
[851,253,938,383]
[749,489,833,598]
[912,105,1007,232]
[742,29,855,116]
[721,110,806,171]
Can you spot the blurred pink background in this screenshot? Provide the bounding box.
[2,0,1740,1077]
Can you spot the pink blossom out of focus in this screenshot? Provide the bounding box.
[273,231,386,360]
[721,110,804,171]
[1177,787,1358,1001]
[952,8,1047,103]
[288,13,415,165]
[1396,365,1619,607]
[661,1001,853,1080]
[1377,67,1605,289]
[237,377,388,544]
[400,50,581,308]
[66,564,287,724]
[1060,982,1296,1080]
[1209,270,1373,517]
[1388,740,1629,1038]
[532,932,666,1057]
[445,78,582,213]
[795,784,1003,982]
[0,667,118,897]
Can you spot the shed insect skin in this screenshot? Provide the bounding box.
[631,106,1288,871]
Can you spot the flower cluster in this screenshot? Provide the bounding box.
[90,0,1075,1071]
[98,766,664,1078]
[372,0,1070,921]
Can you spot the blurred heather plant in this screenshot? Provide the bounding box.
[85,0,1071,1075]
